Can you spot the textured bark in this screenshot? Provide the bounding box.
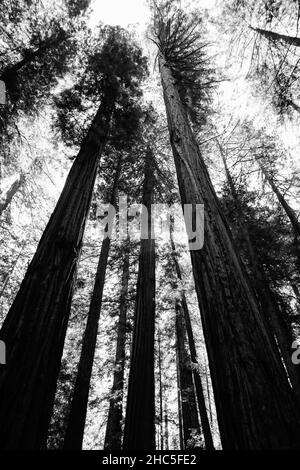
[64,155,122,450]
[0,173,25,217]
[159,53,300,449]
[170,233,214,450]
[123,148,156,450]
[175,300,201,449]
[220,145,300,401]
[104,247,130,450]
[0,96,115,450]
[250,26,300,48]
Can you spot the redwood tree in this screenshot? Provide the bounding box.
[123,146,156,450]
[175,300,202,449]
[152,3,300,449]
[0,27,147,450]
[104,245,130,450]
[170,231,214,450]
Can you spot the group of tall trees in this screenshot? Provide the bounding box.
[0,0,300,450]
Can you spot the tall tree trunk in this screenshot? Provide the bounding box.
[123,147,156,450]
[0,95,115,450]
[257,160,300,237]
[250,26,300,48]
[170,232,214,450]
[0,172,25,217]
[220,144,300,401]
[256,158,300,272]
[175,300,201,449]
[104,246,130,450]
[64,154,122,450]
[157,331,164,450]
[159,53,300,449]
[176,347,184,451]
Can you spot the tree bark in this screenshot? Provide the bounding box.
[104,246,130,450]
[0,95,115,450]
[157,331,164,450]
[220,144,300,402]
[159,53,300,449]
[176,347,184,451]
[63,154,122,450]
[123,147,156,450]
[175,300,202,449]
[170,233,214,450]
[250,26,300,48]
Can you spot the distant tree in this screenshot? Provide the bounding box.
[104,243,130,450]
[175,299,202,449]
[217,139,300,401]
[123,146,156,450]
[222,0,300,116]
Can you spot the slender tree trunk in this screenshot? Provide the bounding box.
[123,147,156,450]
[256,158,300,272]
[0,95,115,450]
[257,160,300,237]
[175,300,201,449]
[204,364,213,426]
[250,26,300,48]
[104,246,130,450]
[0,172,25,216]
[288,100,300,114]
[220,144,300,400]
[164,400,169,450]
[176,347,184,451]
[158,331,164,450]
[159,53,300,449]
[64,154,122,450]
[170,233,214,450]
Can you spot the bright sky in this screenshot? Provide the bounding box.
[91,0,149,27]
[91,0,217,28]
